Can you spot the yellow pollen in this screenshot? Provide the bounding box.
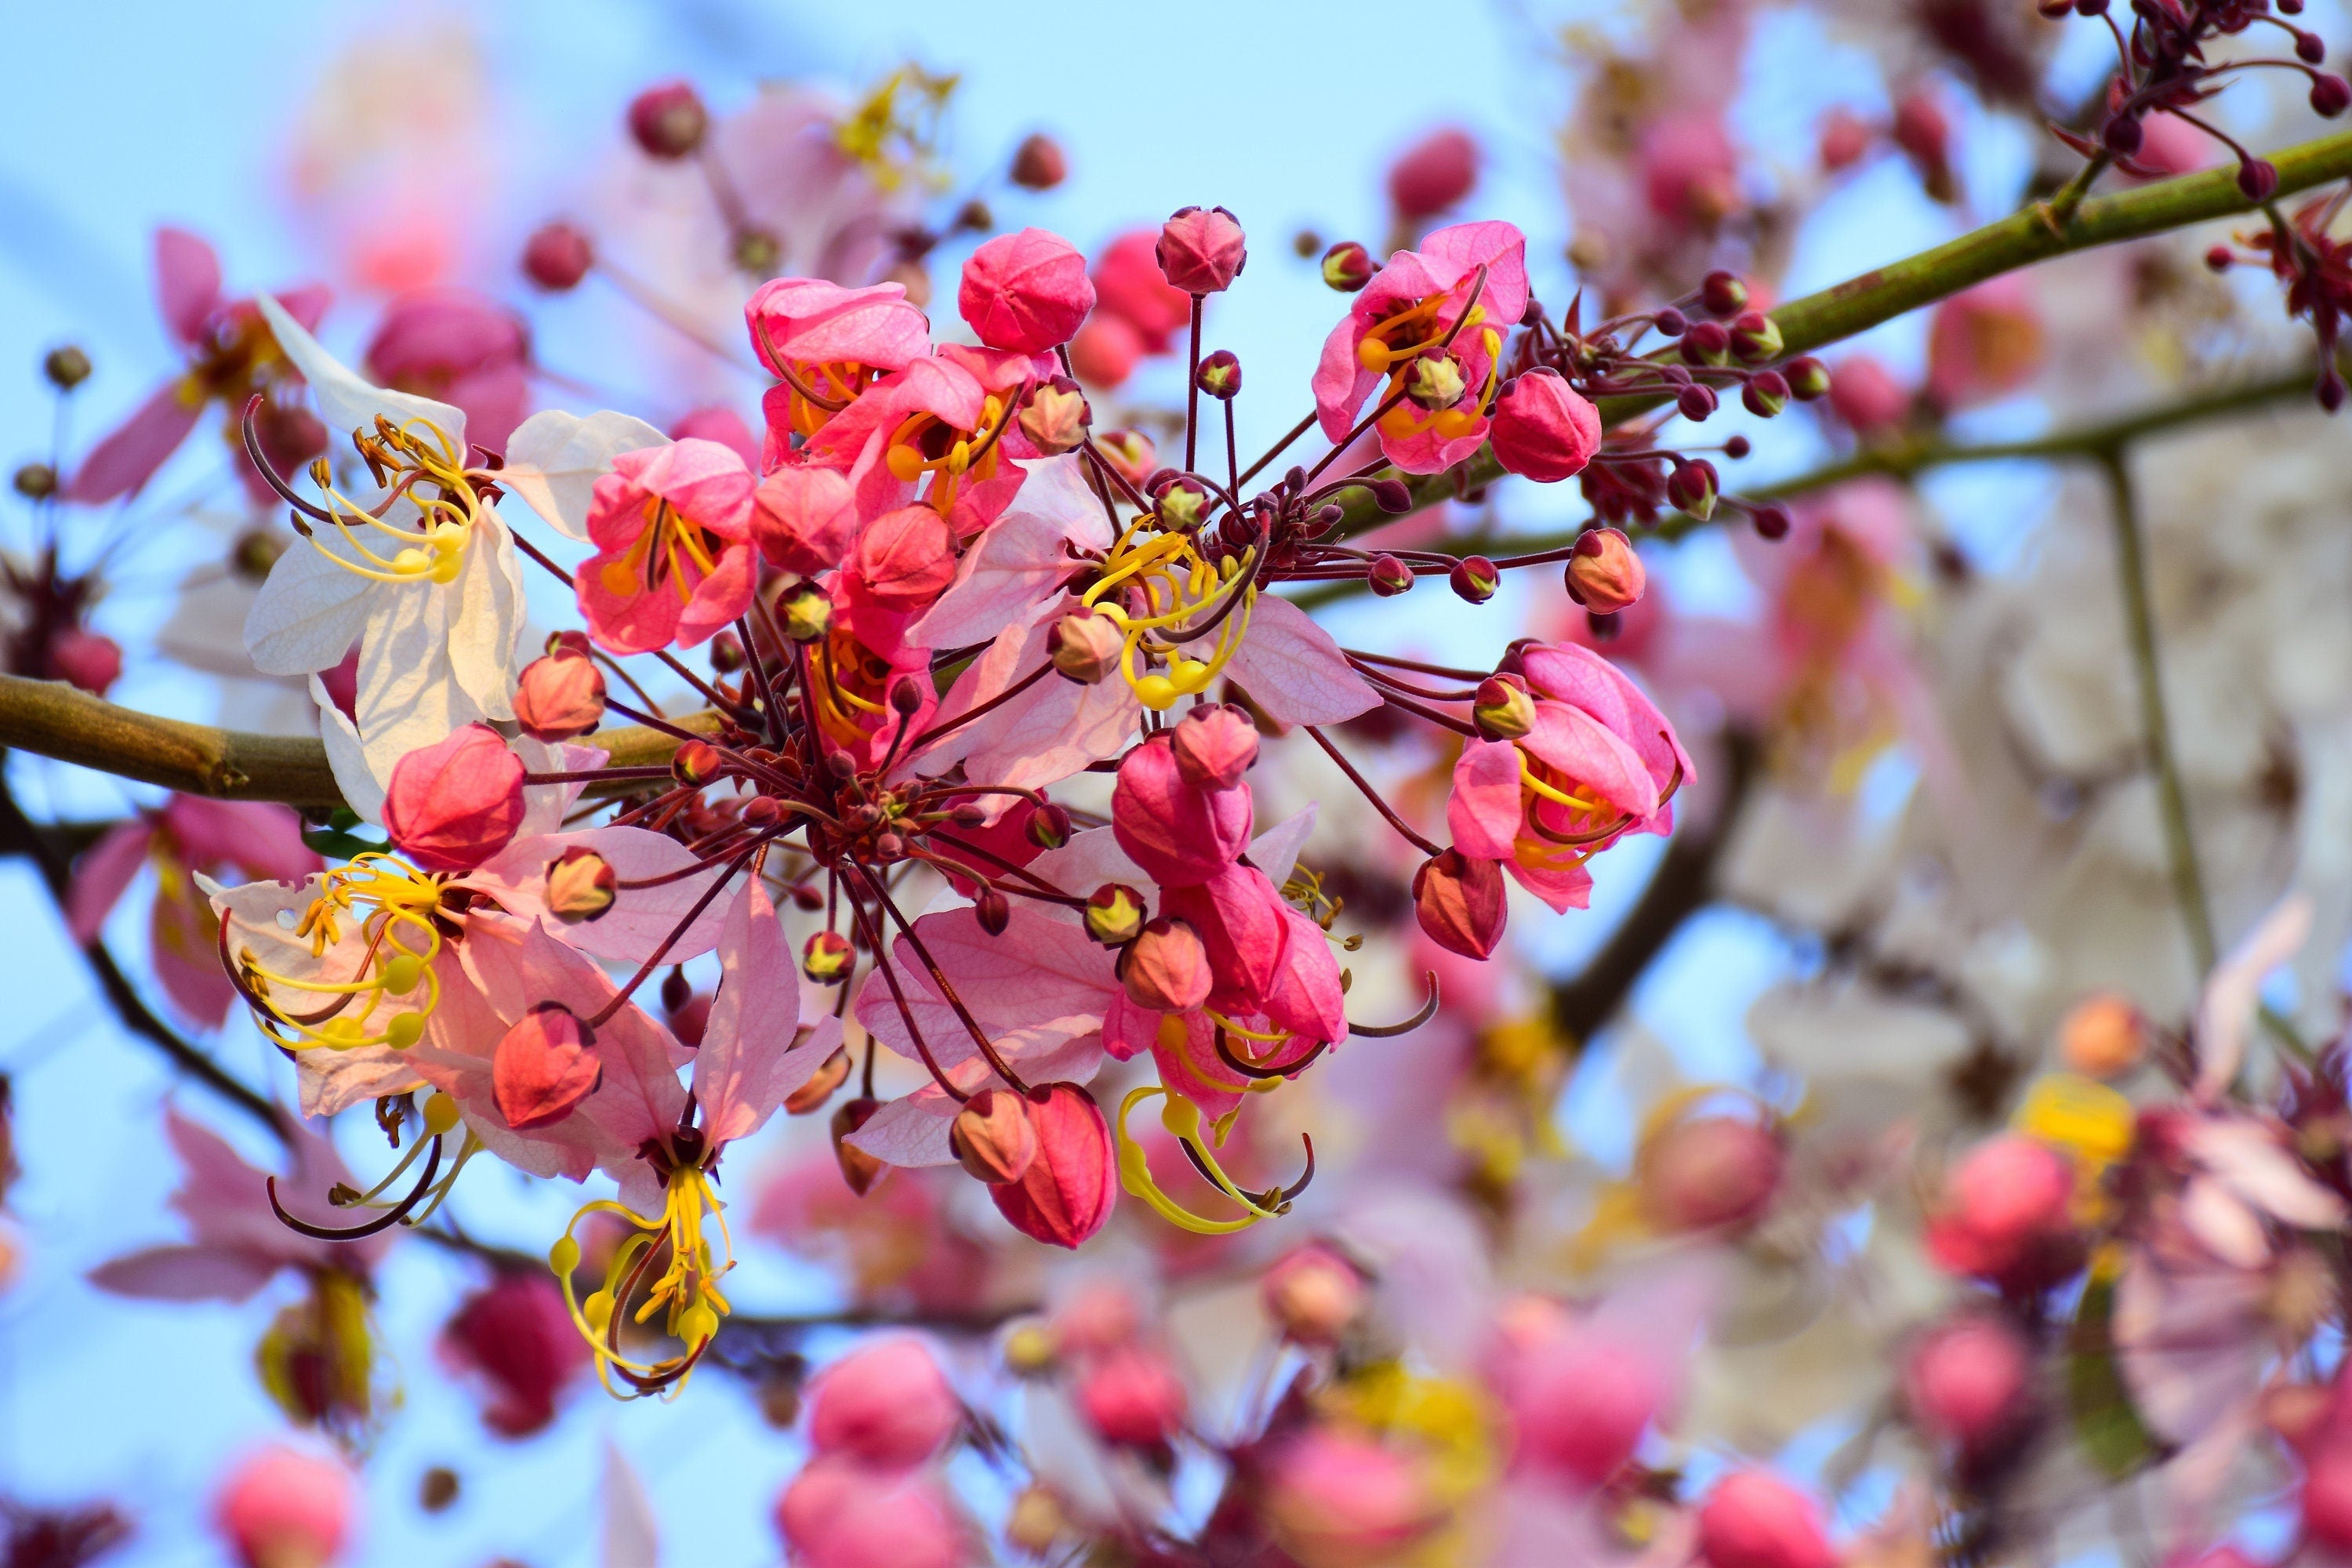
[553,1164,735,1399]
[230,853,445,1052]
[299,416,492,588]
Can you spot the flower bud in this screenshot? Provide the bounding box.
[1078,1348,1189,1446]
[1472,676,1536,741]
[1925,1134,2084,1289]
[1655,306,1689,337]
[1784,355,1831,401]
[950,1087,1040,1184]
[2238,158,2280,201]
[785,1048,850,1115]
[2059,992,2144,1077]
[1156,205,1247,295]
[1120,917,1213,1012]
[672,739,724,787]
[1265,1432,1438,1566]
[1002,1321,1058,1376]
[1006,1486,1067,1555]
[493,1004,601,1131]
[1171,703,1259,789]
[1154,477,1208,532]
[385,723,526,873]
[1700,270,1749,317]
[1742,369,1790,418]
[2103,112,2144,157]
[1666,459,1719,520]
[1368,554,1415,597]
[1638,1115,1783,1232]
[1403,354,1467,410]
[439,1273,585,1438]
[42,345,91,390]
[831,1097,887,1196]
[1069,314,1142,386]
[1018,378,1091,455]
[626,81,707,160]
[1678,383,1720,422]
[975,887,1011,935]
[1697,1472,1838,1568]
[14,463,56,500]
[990,1083,1116,1248]
[1388,126,1479,220]
[1085,884,1146,946]
[808,1336,960,1468]
[48,627,121,696]
[544,847,616,923]
[1904,1315,2031,1451]
[1413,849,1507,960]
[1261,1244,1367,1345]
[2313,73,2351,117]
[1563,528,1646,615]
[1730,311,1783,363]
[1680,320,1732,366]
[1321,241,1377,292]
[1368,477,1413,513]
[960,228,1096,354]
[858,504,958,610]
[1818,107,1874,172]
[1095,428,1156,488]
[803,930,854,985]
[514,651,606,742]
[522,223,593,291]
[779,585,833,644]
[1026,802,1073,850]
[1196,349,1242,400]
[753,463,858,575]
[1490,367,1603,484]
[1010,132,1068,190]
[1751,503,1792,540]
[215,1446,354,1568]
[1450,555,1499,603]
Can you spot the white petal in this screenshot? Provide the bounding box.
[259,294,466,447]
[446,510,524,720]
[502,409,669,541]
[243,539,373,677]
[310,675,387,823]
[2193,894,2312,1101]
[601,1441,659,1568]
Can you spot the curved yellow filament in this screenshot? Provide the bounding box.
[230,855,445,1052]
[550,1166,734,1401]
[1114,1085,1284,1236]
[303,415,489,588]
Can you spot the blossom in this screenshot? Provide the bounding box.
[1490,366,1602,483]
[214,1447,354,1568]
[383,722,528,871]
[67,228,331,505]
[803,343,1047,538]
[1926,274,2045,408]
[957,228,1094,354]
[1697,1472,1838,1568]
[362,288,531,449]
[577,437,760,653]
[1312,220,1528,473]
[806,1337,961,1468]
[749,276,933,455]
[438,1272,590,1436]
[1388,127,1481,222]
[1447,642,1692,915]
[241,295,526,819]
[1156,207,1247,295]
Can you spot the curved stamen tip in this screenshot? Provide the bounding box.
[1213,1027,1327,1080]
[267,1134,442,1242]
[241,394,336,525]
[1349,971,1440,1038]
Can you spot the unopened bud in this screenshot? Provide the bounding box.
[2205,245,2237,273]
[522,223,593,291]
[889,675,925,715]
[1084,884,1146,946]
[1472,675,1537,740]
[1010,133,1068,190]
[2059,992,2146,1077]
[1095,428,1156,488]
[1730,311,1783,362]
[1655,307,1688,337]
[673,739,724,787]
[42,346,91,390]
[1742,370,1790,418]
[1019,379,1091,455]
[1413,848,1507,960]
[1563,528,1646,615]
[1120,917,1212,1012]
[1196,349,1242,400]
[1156,205,1248,296]
[627,81,708,160]
[1679,321,1732,367]
[1261,1245,1367,1345]
[1666,459,1719,521]
[1700,270,1749,317]
[1369,477,1414,514]
[785,1048,851,1115]
[1784,356,1831,401]
[950,1088,1040,1184]
[1677,383,1719,422]
[831,1098,887,1196]
[2313,74,2351,117]
[2238,158,2280,201]
[975,887,1011,935]
[544,848,616,923]
[1154,477,1207,532]
[1751,503,1791,540]
[1026,802,1073,850]
[1404,354,1467,410]
[1171,702,1258,789]
[514,649,607,742]
[1322,240,1377,292]
[780,586,832,643]
[707,630,744,673]
[1450,555,1499,603]
[803,930,854,985]
[1368,554,1415,597]
[2102,113,2144,157]
[13,463,56,500]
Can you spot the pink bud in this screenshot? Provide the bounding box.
[1170,703,1259,789]
[215,1446,354,1568]
[627,80,706,160]
[1261,1245,1367,1345]
[1413,850,1506,960]
[990,1083,1116,1249]
[1563,528,1646,616]
[1508,1329,1661,1483]
[855,504,957,610]
[47,626,122,697]
[1156,206,1247,296]
[522,223,593,291]
[1388,127,1480,220]
[1924,1134,2084,1289]
[1490,368,1602,484]
[1893,93,1951,197]
[1266,1432,1437,1566]
[440,1272,589,1436]
[1077,1346,1189,1446]
[1826,353,1911,434]
[1090,230,1192,352]
[1068,313,1144,387]
[775,1458,964,1568]
[1094,427,1156,488]
[1817,107,1874,172]
[1638,1115,1784,1232]
[384,722,526,873]
[1904,1314,2031,1450]
[514,649,607,742]
[808,1336,961,1470]
[1112,735,1250,887]
[1697,1471,1838,1568]
[753,464,859,575]
[2308,1446,2352,1549]
[1018,379,1091,456]
[949,1087,1039,1184]
[492,1004,601,1130]
[1047,606,1123,683]
[1052,1282,1142,1353]
[1120,918,1213,1013]
[1010,133,1067,191]
[959,228,1095,354]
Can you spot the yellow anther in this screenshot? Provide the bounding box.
[318,1016,368,1050]
[1113,1086,1285,1236]
[230,854,447,1053]
[381,954,424,996]
[384,1012,426,1051]
[552,1167,736,1401]
[422,1092,461,1137]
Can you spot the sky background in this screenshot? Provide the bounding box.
[0,1,2198,1565]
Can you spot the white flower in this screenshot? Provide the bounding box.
[242,294,527,819]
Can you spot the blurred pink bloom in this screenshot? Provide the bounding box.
[1926,275,2045,408]
[751,1154,992,1314]
[1261,1244,1368,1345]
[1826,353,1912,435]
[669,404,759,466]
[1091,230,1192,353]
[1924,1134,2085,1290]
[1637,1114,1784,1233]
[214,1446,354,1568]
[439,1271,590,1436]
[807,1337,961,1469]
[1388,126,1482,221]
[1640,111,1740,229]
[363,288,531,450]
[1076,1345,1189,1446]
[1697,1471,1838,1568]
[1266,1432,1439,1566]
[1504,1322,1663,1484]
[775,1458,967,1568]
[579,437,759,652]
[1904,1314,2031,1450]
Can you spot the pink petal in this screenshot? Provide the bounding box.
[1223,596,1381,728]
[154,227,223,344]
[1519,702,1659,821]
[462,826,735,964]
[699,880,816,1146]
[88,1243,278,1303]
[66,383,202,503]
[65,821,154,945]
[1447,741,1525,860]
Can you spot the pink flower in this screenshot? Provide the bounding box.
[808,1337,962,1470]
[1446,642,1692,916]
[1077,1345,1189,1445]
[362,287,531,450]
[1490,367,1602,483]
[1112,735,1252,887]
[855,504,958,611]
[1261,1245,1367,1345]
[2308,1446,2352,1549]
[579,437,759,653]
[514,647,607,742]
[1156,207,1247,295]
[384,723,528,873]
[804,346,1046,537]
[749,278,932,455]
[1904,1314,2031,1451]
[1827,353,1912,434]
[1265,1432,1438,1568]
[753,463,859,575]
[776,1459,967,1568]
[1640,111,1741,228]
[1637,1114,1784,1232]
[1069,313,1143,387]
[1388,127,1481,221]
[439,1272,590,1436]
[67,227,330,505]
[1091,230,1192,353]
[1312,221,1528,474]
[1926,275,2045,408]
[214,1446,354,1568]
[990,1083,1117,1249]
[1924,1134,2085,1290]
[1503,1324,1661,1484]
[1697,1472,1838,1568]
[958,228,1095,354]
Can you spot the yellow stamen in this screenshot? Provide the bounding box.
[551,1164,734,1401]
[300,416,488,588]
[228,853,444,1052]
[1113,1085,1285,1236]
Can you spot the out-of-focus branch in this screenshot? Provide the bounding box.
[0,673,723,811]
[1326,125,2352,536]
[1549,731,1758,1044]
